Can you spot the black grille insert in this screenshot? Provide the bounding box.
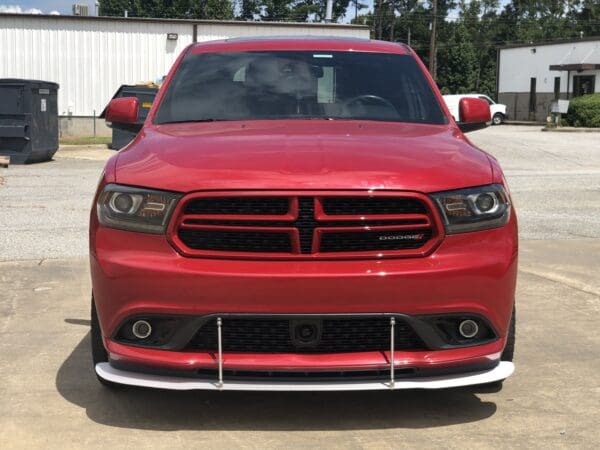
[320,230,432,253]
[297,197,316,253]
[188,317,425,353]
[178,230,292,253]
[185,197,289,215]
[322,197,426,215]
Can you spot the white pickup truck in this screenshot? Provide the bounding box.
[443,94,507,125]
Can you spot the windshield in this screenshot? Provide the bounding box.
[155,51,447,125]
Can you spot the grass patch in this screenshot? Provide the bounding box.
[60,136,112,146]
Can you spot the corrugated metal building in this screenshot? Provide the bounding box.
[0,13,369,135]
[497,37,600,122]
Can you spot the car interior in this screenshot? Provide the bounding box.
[155,51,446,125]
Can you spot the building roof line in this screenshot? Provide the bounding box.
[0,13,368,30]
[498,36,600,50]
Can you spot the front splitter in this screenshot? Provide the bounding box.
[95,361,514,391]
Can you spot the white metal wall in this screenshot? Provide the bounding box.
[498,40,600,94]
[0,16,193,116]
[0,15,369,117]
[195,21,370,42]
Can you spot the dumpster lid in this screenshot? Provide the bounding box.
[0,78,59,89]
[99,84,159,118]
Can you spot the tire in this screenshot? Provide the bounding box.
[500,306,516,362]
[492,113,504,125]
[91,296,119,388]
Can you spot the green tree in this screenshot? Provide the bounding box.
[577,0,600,36]
[99,0,233,20]
[436,22,478,94]
[98,0,135,16]
[239,0,351,22]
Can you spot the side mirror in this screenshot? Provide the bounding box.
[457,97,491,132]
[105,97,139,125]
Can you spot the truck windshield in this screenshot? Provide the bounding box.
[155,51,447,125]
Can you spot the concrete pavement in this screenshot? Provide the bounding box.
[0,146,112,261]
[469,125,600,240]
[1,239,598,448]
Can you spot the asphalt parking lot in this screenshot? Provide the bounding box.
[1,125,599,448]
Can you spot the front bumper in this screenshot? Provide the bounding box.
[96,361,514,391]
[91,213,517,385]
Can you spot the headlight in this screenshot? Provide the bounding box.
[430,184,510,234]
[97,184,181,233]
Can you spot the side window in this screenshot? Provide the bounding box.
[233,66,246,82]
[479,96,493,105]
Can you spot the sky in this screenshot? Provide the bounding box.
[0,1,79,15]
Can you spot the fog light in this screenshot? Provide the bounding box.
[458,319,479,338]
[132,320,152,339]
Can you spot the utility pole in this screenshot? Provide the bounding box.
[376,0,383,39]
[428,0,437,79]
[390,1,396,41]
[325,0,333,21]
[408,27,411,46]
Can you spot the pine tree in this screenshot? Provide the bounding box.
[99,0,233,20]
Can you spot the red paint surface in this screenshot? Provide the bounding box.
[91,37,517,375]
[115,122,493,193]
[459,97,492,124]
[105,97,138,124]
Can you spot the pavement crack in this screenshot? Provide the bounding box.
[520,268,600,298]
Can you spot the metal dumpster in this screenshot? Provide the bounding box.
[0,79,59,164]
[101,85,158,150]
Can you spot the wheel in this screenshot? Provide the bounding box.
[91,296,119,388]
[500,306,516,362]
[478,306,515,389]
[492,113,504,125]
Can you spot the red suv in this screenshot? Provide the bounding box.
[91,37,517,391]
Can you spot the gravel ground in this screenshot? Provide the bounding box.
[469,125,600,239]
[0,147,110,261]
[0,126,599,261]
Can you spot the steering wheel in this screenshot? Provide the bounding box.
[343,95,399,116]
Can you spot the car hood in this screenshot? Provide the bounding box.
[115,121,492,193]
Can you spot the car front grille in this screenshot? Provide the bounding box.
[171,192,440,259]
[188,316,426,353]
